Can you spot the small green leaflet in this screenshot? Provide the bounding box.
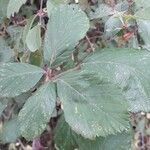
[29,50,43,67]
[18,82,56,140]
[22,15,36,46]
[89,2,129,20]
[56,68,129,139]
[105,15,122,38]
[0,63,44,97]
[7,0,27,17]
[137,20,150,50]
[26,24,42,52]
[44,4,89,63]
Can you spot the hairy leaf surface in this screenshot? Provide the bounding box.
[18,82,56,139]
[83,48,150,112]
[57,66,129,139]
[44,4,89,63]
[0,63,44,97]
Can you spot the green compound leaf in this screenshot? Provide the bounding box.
[7,0,27,18]
[44,4,89,63]
[18,82,56,140]
[0,63,44,97]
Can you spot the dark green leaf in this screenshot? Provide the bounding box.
[29,50,43,67]
[55,116,78,150]
[55,116,132,150]
[137,20,150,50]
